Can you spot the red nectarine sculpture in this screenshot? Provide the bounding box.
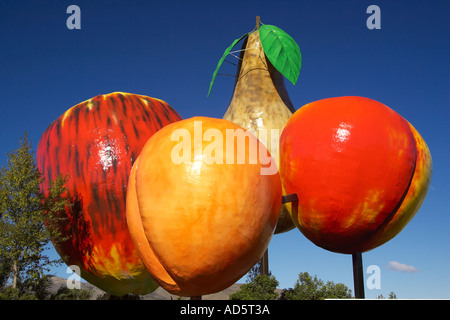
[280,96,432,297]
[280,96,432,254]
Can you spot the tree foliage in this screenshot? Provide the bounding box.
[377,292,397,299]
[245,258,265,283]
[49,286,93,300]
[279,272,352,300]
[229,274,279,300]
[230,271,352,300]
[0,132,71,298]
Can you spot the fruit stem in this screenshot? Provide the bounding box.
[256,16,260,30]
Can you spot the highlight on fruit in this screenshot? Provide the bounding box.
[169,120,280,175]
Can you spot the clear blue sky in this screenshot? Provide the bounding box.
[1,0,448,299]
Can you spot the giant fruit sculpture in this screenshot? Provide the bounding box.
[36,92,182,296]
[126,117,281,297]
[209,20,301,233]
[280,96,432,254]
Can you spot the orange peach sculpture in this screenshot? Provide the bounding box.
[126,116,281,297]
[280,96,432,254]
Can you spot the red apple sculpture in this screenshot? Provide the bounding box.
[280,96,432,254]
[36,92,182,296]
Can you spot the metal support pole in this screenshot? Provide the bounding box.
[261,249,269,275]
[352,252,365,298]
[258,194,298,277]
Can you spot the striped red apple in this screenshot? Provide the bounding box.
[36,92,182,296]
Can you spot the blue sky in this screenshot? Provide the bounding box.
[1,0,448,299]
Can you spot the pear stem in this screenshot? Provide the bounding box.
[256,16,260,30]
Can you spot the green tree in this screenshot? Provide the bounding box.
[229,274,279,300]
[97,293,141,300]
[0,133,70,298]
[378,292,397,299]
[279,272,352,300]
[0,287,38,300]
[0,255,11,287]
[245,259,268,283]
[49,286,93,300]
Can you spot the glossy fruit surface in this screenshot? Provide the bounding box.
[36,92,182,295]
[280,96,432,253]
[356,122,432,251]
[127,116,281,296]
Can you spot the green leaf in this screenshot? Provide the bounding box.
[207,32,249,97]
[259,24,302,85]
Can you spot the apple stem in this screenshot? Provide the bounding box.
[256,16,260,30]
